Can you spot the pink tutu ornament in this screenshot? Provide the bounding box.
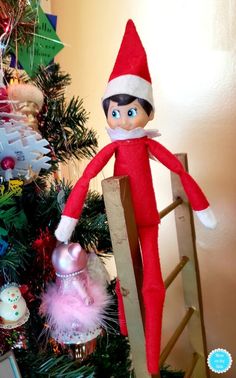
[40,242,111,344]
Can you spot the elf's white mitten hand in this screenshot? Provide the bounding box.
[195,207,217,229]
[55,215,78,242]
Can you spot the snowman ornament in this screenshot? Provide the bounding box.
[0,283,29,328]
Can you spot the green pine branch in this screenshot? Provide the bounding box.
[15,333,133,378]
[73,191,112,252]
[1,65,30,86]
[0,191,27,236]
[36,355,95,377]
[42,96,97,163]
[33,64,71,102]
[160,365,185,377]
[0,191,30,280]
[34,64,98,165]
[0,239,29,281]
[23,180,112,252]
[25,179,71,232]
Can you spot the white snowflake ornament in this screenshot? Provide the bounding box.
[0,119,51,181]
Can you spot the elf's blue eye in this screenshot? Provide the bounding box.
[128,108,137,117]
[112,110,120,119]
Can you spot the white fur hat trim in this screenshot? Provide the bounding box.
[102,74,154,108]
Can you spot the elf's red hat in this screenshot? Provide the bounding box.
[102,19,154,108]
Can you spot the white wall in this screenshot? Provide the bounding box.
[50,1,236,376]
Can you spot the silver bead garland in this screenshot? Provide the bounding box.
[55,268,85,279]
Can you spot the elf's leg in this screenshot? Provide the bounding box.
[115,278,128,335]
[138,224,166,374]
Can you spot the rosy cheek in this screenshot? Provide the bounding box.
[107,119,116,129]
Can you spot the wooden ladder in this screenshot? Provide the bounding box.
[101,153,210,378]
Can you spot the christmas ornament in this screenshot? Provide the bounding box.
[13,332,28,350]
[8,83,44,133]
[0,238,8,256]
[0,86,12,115]
[40,243,111,345]
[0,119,51,181]
[0,283,30,329]
[0,156,15,170]
[68,337,99,361]
[0,73,28,122]
[52,242,89,278]
[55,20,217,374]
[0,71,13,118]
[0,156,15,180]
[0,327,24,355]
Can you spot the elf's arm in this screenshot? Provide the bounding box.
[147,139,216,229]
[55,142,117,242]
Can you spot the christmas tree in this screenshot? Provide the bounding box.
[0,1,134,377]
[0,2,185,377]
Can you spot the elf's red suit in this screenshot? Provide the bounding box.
[55,19,217,374]
[60,135,209,373]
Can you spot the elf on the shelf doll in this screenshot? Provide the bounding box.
[55,20,216,374]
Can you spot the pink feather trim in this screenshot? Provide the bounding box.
[40,279,110,337]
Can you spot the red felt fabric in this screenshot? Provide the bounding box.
[147,139,209,210]
[115,279,128,336]
[62,136,209,374]
[113,138,159,226]
[63,137,209,221]
[138,224,165,373]
[109,20,152,83]
[63,143,116,220]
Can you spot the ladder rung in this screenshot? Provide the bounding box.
[160,307,195,366]
[160,198,183,219]
[164,256,189,289]
[184,352,200,378]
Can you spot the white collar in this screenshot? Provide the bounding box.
[106,127,161,142]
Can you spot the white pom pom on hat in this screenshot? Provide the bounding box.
[102,19,154,109]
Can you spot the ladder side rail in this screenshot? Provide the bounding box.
[102,176,150,378]
[170,153,209,378]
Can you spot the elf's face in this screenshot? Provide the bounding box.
[107,100,153,130]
